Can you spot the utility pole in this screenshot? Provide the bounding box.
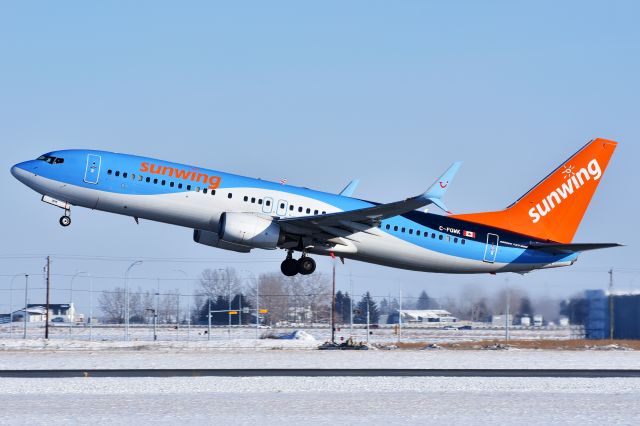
[349,273,353,334]
[45,256,51,339]
[207,299,212,341]
[23,274,29,339]
[398,290,402,343]
[609,268,615,340]
[331,255,336,343]
[505,286,510,342]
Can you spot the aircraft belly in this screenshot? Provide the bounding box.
[350,232,504,273]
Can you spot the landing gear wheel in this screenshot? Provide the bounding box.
[297,257,316,275]
[59,216,71,227]
[281,258,298,276]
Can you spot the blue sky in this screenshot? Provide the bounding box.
[1,1,639,312]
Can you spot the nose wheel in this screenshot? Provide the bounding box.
[59,210,71,227]
[280,252,317,276]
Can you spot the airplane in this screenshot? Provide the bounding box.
[10,138,621,276]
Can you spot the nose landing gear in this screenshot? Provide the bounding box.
[280,251,317,276]
[59,214,71,227]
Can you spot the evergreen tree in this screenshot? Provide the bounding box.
[518,297,534,319]
[354,292,380,324]
[335,291,345,322]
[416,291,431,310]
[379,298,389,316]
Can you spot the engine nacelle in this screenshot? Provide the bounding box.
[219,212,283,249]
[193,229,252,253]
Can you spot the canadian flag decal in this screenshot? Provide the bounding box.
[463,230,476,238]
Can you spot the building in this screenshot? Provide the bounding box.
[491,314,514,327]
[8,303,82,323]
[387,309,458,324]
[585,290,640,340]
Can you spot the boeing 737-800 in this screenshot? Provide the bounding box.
[11,138,621,276]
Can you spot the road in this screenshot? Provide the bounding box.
[2,368,640,378]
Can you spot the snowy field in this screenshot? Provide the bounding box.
[0,321,579,344]
[2,331,640,424]
[1,376,639,424]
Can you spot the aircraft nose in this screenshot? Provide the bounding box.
[10,161,32,183]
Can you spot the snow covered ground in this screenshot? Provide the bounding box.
[1,339,640,370]
[1,337,640,424]
[0,321,579,344]
[1,376,639,424]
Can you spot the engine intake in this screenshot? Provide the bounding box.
[218,212,283,249]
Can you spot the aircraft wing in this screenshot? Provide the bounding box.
[277,162,461,236]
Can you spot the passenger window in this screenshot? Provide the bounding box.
[432,233,436,238]
[187,185,191,190]
[298,207,303,212]
[281,203,285,209]
[123,172,128,178]
[107,170,113,175]
[153,178,158,184]
[401,227,405,233]
[461,239,466,245]
[386,224,390,230]
[146,177,151,183]
[115,171,120,177]
[131,174,135,180]
[394,226,398,231]
[409,229,413,235]
[196,187,200,192]
[211,190,215,195]
[454,238,458,243]
[178,183,182,189]
[162,180,166,186]
[439,235,443,240]
[203,188,208,194]
[416,230,421,236]
[314,210,318,215]
[258,199,263,205]
[322,211,326,215]
[289,205,294,211]
[265,199,270,205]
[251,197,256,203]
[228,193,233,199]
[170,182,174,187]
[138,175,143,181]
[306,208,310,214]
[244,196,249,202]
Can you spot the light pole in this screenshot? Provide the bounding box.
[146,308,157,341]
[88,273,93,341]
[23,274,29,339]
[69,271,87,337]
[207,299,211,341]
[124,261,143,341]
[172,269,188,341]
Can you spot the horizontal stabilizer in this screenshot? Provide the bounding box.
[528,242,623,254]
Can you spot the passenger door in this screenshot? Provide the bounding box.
[83,154,101,184]
[483,233,499,263]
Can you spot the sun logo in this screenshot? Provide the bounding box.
[562,164,575,180]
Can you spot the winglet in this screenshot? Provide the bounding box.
[421,161,462,213]
[339,179,360,197]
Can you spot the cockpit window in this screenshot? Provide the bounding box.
[37,155,64,165]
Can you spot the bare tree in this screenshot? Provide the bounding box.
[98,287,125,323]
[199,268,242,299]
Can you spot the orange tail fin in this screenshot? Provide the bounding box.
[451,138,617,243]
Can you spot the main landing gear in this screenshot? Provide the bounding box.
[280,251,316,277]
